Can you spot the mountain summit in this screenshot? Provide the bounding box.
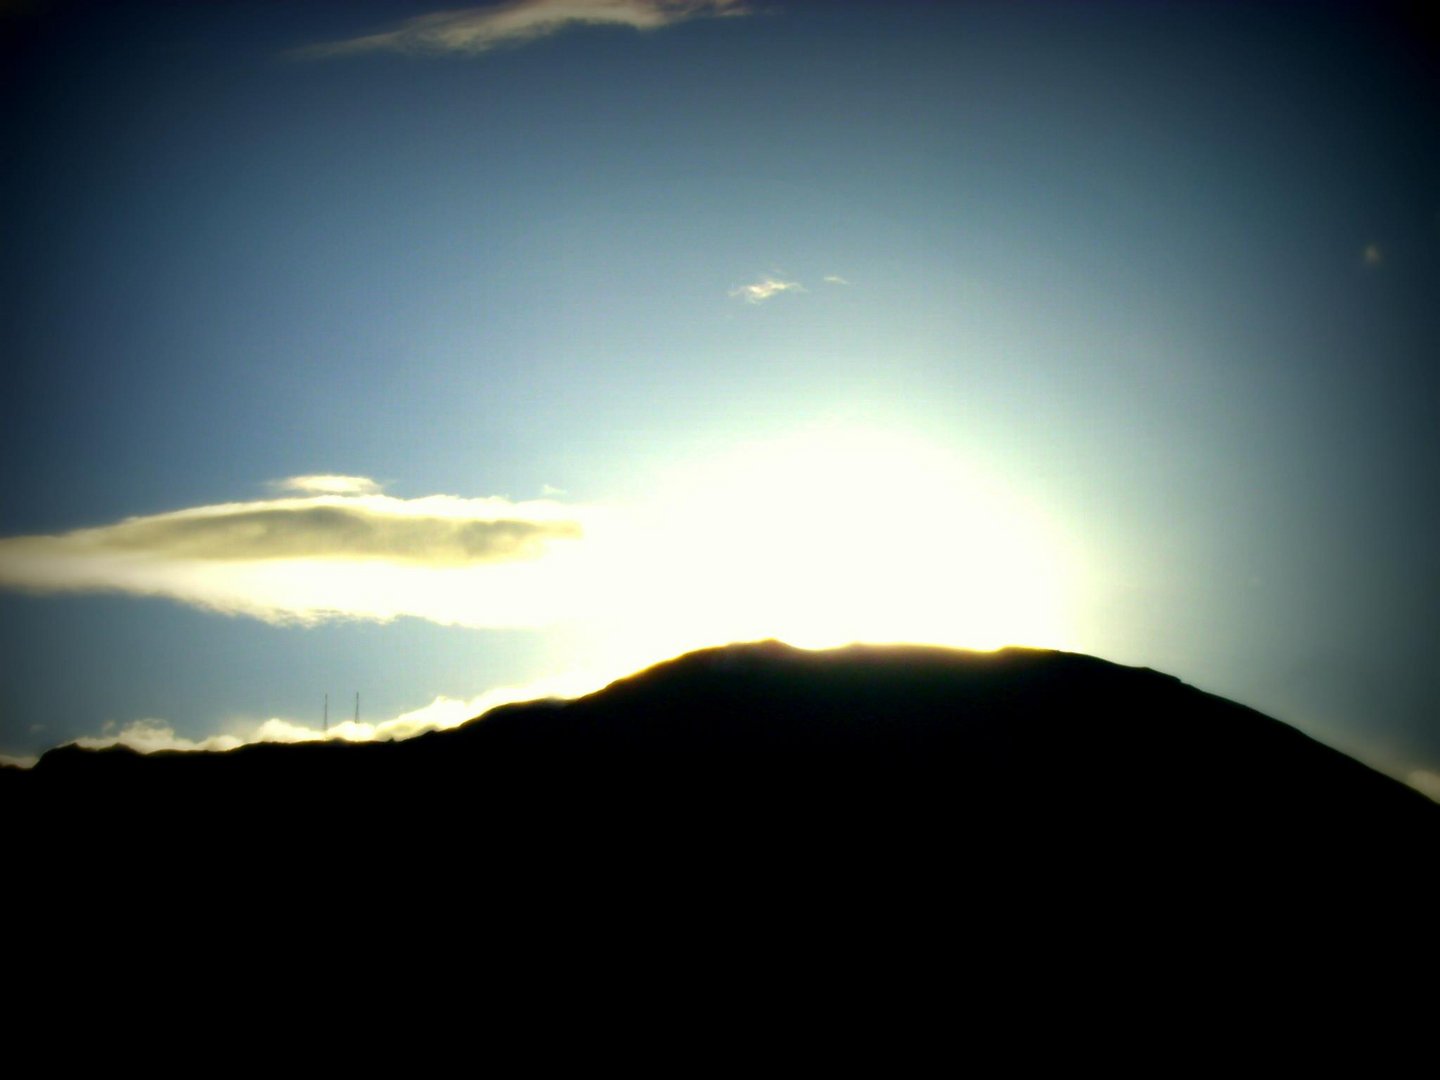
[14,641,1434,842]
[9,641,1435,955]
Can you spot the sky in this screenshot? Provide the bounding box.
[2,0,1437,798]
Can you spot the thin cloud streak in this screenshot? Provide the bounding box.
[66,671,610,759]
[74,720,244,756]
[277,475,384,496]
[84,505,579,563]
[729,276,802,303]
[0,479,589,628]
[297,0,751,59]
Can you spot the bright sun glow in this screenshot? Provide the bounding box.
[572,426,1080,675]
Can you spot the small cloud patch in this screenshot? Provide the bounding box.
[73,719,243,755]
[729,276,803,303]
[277,475,383,496]
[65,670,605,760]
[296,0,751,60]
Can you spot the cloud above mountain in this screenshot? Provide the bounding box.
[84,504,577,564]
[729,276,802,303]
[298,0,752,59]
[0,479,588,627]
[276,474,384,496]
[68,667,611,758]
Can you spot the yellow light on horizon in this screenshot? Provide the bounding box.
[569,425,1081,676]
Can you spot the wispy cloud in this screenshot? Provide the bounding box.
[63,503,577,563]
[67,671,608,759]
[729,276,802,303]
[297,0,751,59]
[276,474,383,496]
[0,478,587,628]
[822,274,850,286]
[74,720,244,756]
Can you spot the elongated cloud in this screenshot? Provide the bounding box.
[74,720,244,756]
[729,276,802,303]
[67,669,609,759]
[278,474,383,496]
[0,479,587,627]
[299,0,750,59]
[83,504,576,563]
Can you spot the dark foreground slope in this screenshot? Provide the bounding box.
[12,641,1434,852]
[8,642,1437,988]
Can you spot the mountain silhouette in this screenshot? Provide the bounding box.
[8,641,1435,977]
[11,641,1434,846]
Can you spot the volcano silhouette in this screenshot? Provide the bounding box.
[9,640,1437,965]
[13,641,1434,851]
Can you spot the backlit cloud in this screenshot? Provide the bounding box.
[74,720,244,755]
[67,670,609,759]
[822,274,850,285]
[0,480,588,628]
[278,474,383,496]
[729,276,802,303]
[297,0,751,59]
[78,504,577,563]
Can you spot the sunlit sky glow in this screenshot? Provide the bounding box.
[2,1,1437,794]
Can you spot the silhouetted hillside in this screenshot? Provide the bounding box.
[10,641,1436,969]
[12,641,1434,846]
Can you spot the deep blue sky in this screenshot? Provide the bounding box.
[2,1,1437,793]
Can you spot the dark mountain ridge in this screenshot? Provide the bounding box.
[11,640,1434,842]
[9,641,1436,965]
